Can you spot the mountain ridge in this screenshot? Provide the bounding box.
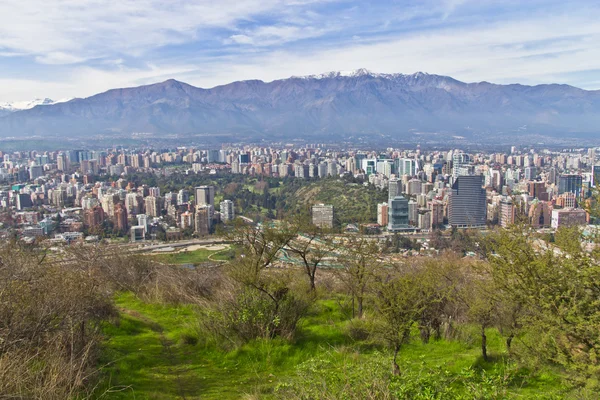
[1,70,599,140]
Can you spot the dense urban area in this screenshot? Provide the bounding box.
[2,144,595,242]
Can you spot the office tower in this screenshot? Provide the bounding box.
[29,165,43,180]
[377,202,389,226]
[16,193,33,210]
[387,195,410,232]
[407,179,422,196]
[195,204,213,235]
[195,186,215,207]
[220,199,234,222]
[377,160,394,177]
[362,159,377,175]
[207,150,219,163]
[388,178,402,201]
[312,204,334,228]
[524,166,537,181]
[592,165,600,189]
[452,152,471,179]
[397,158,416,177]
[558,175,583,198]
[448,175,487,228]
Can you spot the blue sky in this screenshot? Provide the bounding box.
[1,0,600,101]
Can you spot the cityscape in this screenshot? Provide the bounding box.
[3,0,600,399]
[3,144,595,244]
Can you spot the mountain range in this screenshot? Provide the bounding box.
[1,69,599,141]
[0,98,72,117]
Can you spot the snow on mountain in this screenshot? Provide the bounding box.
[0,98,73,112]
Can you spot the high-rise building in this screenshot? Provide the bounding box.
[16,193,33,210]
[114,203,128,232]
[57,153,69,172]
[528,181,547,200]
[387,195,410,232]
[396,158,416,177]
[144,196,161,217]
[418,209,432,230]
[407,179,422,196]
[429,200,444,228]
[592,165,600,189]
[84,205,105,228]
[452,152,471,179]
[125,192,142,216]
[377,202,388,226]
[177,189,189,205]
[195,204,213,235]
[499,198,516,227]
[408,200,418,226]
[388,178,402,201]
[29,165,43,180]
[195,186,215,207]
[448,175,487,228]
[312,204,334,228]
[220,199,234,222]
[558,174,583,198]
[524,166,537,181]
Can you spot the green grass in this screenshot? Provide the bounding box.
[96,294,567,399]
[151,247,233,265]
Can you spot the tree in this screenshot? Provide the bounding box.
[337,237,380,319]
[285,216,331,292]
[221,220,310,340]
[371,263,426,375]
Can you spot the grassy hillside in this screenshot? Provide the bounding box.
[96,293,566,399]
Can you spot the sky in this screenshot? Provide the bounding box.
[1,0,600,102]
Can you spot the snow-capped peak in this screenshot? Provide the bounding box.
[0,97,73,112]
[292,69,432,80]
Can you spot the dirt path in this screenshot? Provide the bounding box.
[119,307,191,399]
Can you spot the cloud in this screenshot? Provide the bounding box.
[2,0,600,101]
[35,52,87,65]
[0,0,335,63]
